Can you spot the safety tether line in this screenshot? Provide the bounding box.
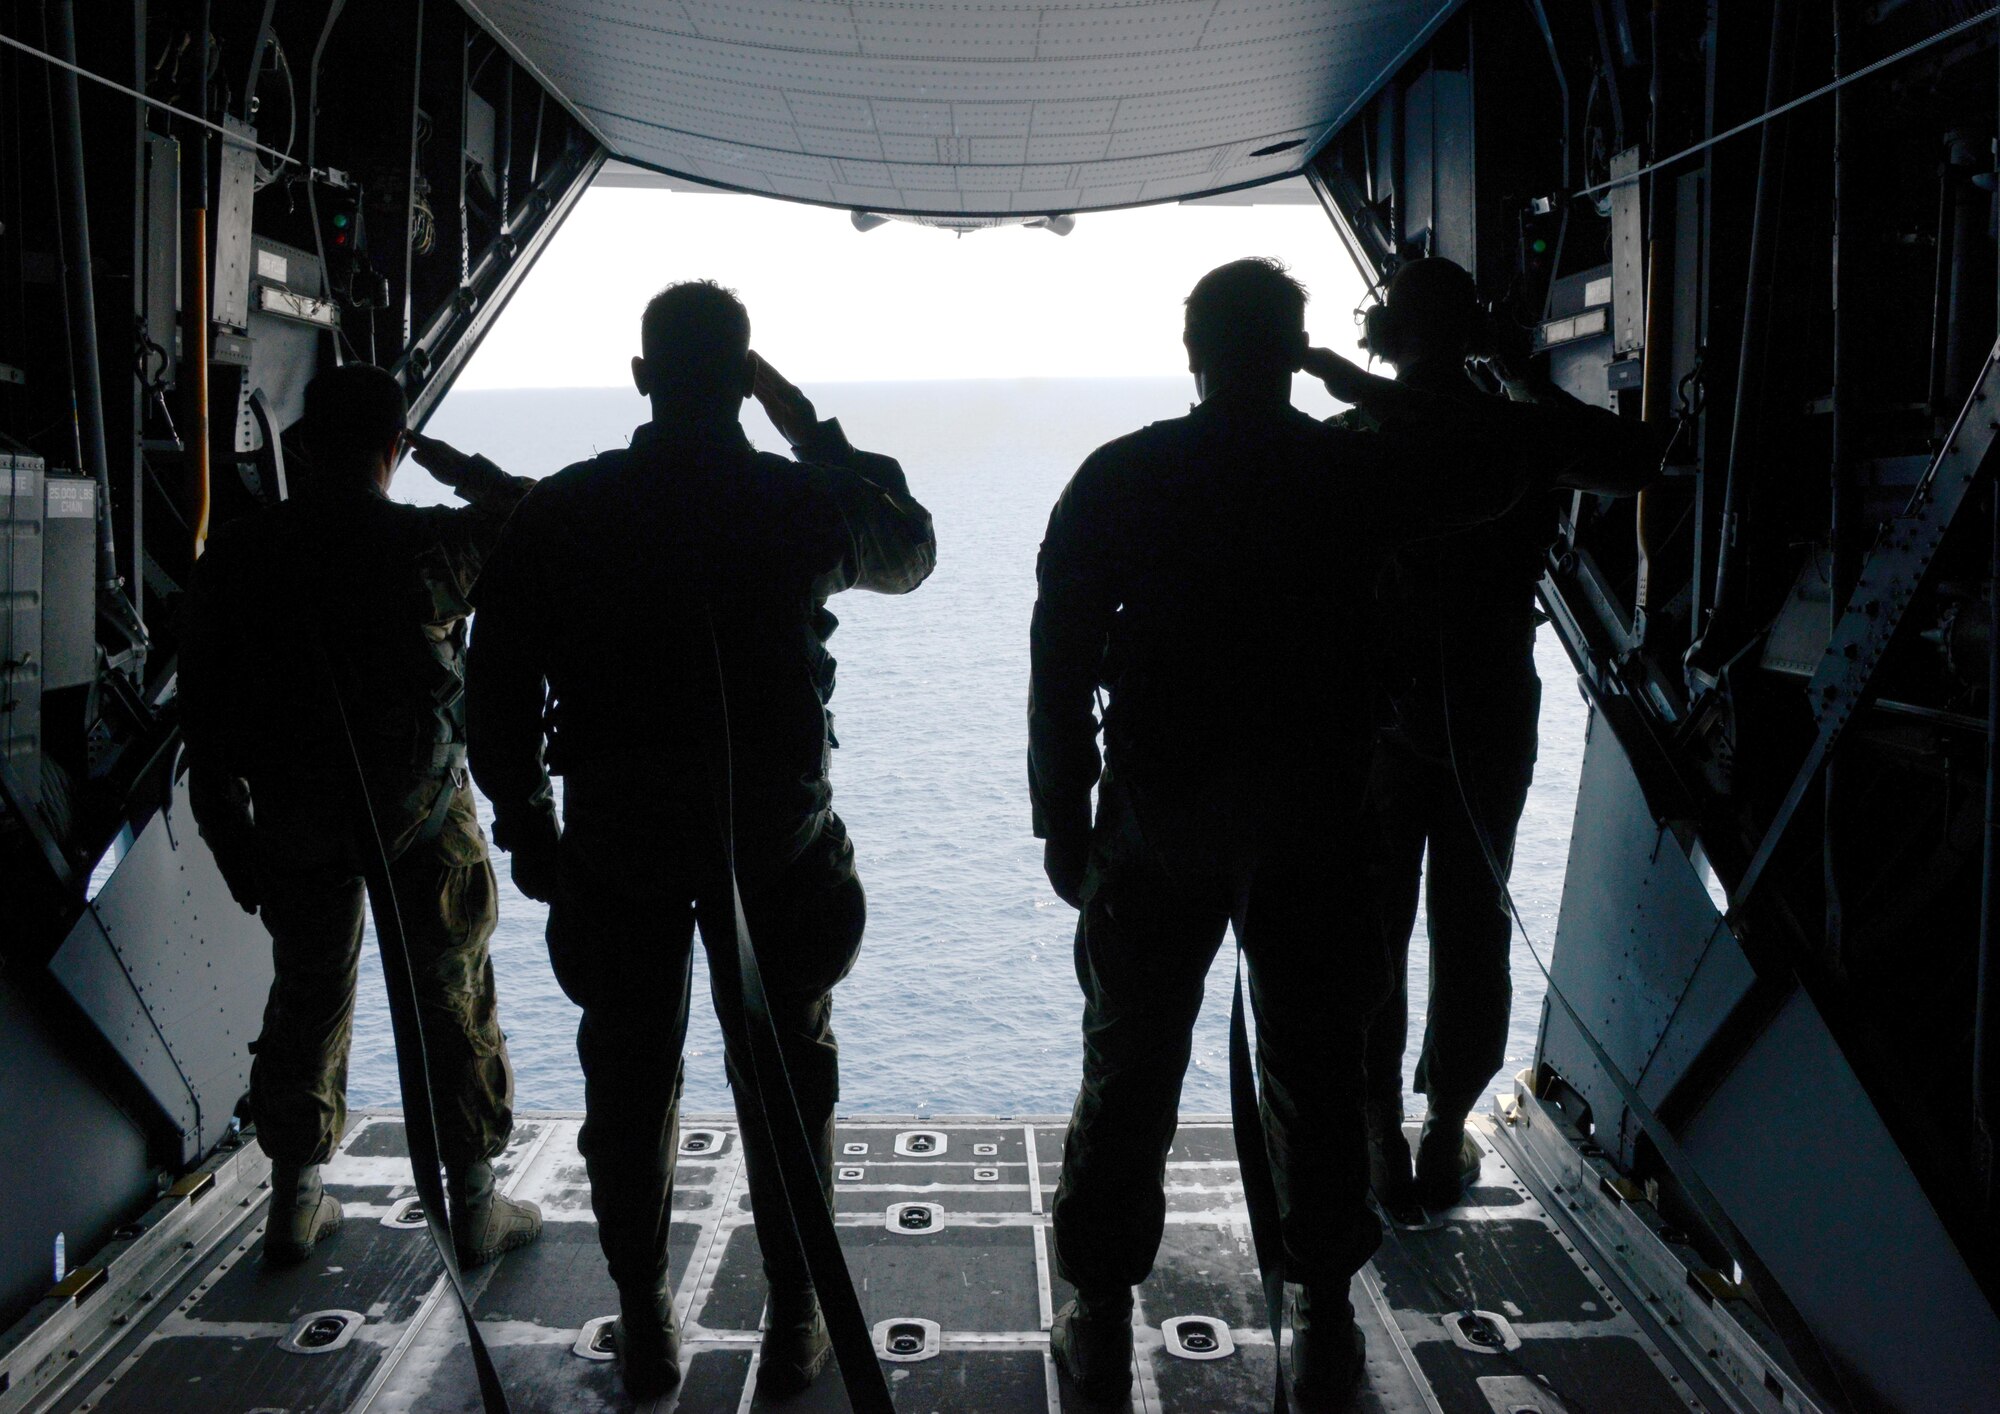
[1574,7,1998,199]
[0,30,314,173]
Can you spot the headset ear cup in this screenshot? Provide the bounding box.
[1363,303,1392,359]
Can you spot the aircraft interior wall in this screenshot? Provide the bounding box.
[1305,1,2000,1405]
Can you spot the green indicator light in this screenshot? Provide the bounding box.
[1531,238,1548,253]
[332,212,350,228]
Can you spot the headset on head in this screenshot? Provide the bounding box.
[1358,268,1500,367]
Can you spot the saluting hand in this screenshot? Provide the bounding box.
[750,352,821,447]
[1300,346,1373,404]
[406,430,475,487]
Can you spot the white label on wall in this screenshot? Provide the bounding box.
[46,480,95,518]
[256,248,289,284]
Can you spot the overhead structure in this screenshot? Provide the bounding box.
[462,0,1461,215]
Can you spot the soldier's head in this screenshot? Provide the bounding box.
[298,363,409,492]
[633,280,755,417]
[1183,258,1309,402]
[1367,257,1481,371]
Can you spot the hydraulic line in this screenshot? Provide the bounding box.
[1978,483,2000,1207]
[188,0,212,554]
[1690,0,1798,679]
[45,0,119,588]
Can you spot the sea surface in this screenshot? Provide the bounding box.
[344,378,1587,1119]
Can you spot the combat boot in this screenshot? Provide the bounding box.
[757,1284,833,1397]
[1050,1288,1134,1404]
[1366,1101,1415,1211]
[1287,1283,1365,1410]
[447,1158,543,1269]
[613,1282,682,1399]
[1413,1110,1482,1210]
[264,1162,342,1264]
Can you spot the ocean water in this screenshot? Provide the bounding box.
[344,379,1586,1118]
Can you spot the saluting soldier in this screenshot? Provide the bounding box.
[466,282,935,1400]
[181,363,543,1269]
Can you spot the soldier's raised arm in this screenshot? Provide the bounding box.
[752,352,936,598]
[403,430,537,597]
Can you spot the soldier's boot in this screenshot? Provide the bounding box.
[1050,1288,1134,1405]
[264,1163,343,1265]
[1287,1284,1366,1411]
[1413,1109,1482,1210]
[757,1284,833,1398]
[613,1281,683,1400]
[1366,1101,1415,1211]
[447,1159,543,1269]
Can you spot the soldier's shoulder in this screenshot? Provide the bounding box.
[1075,415,1195,480]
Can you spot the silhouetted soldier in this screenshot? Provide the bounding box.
[181,363,543,1270]
[1347,257,1657,1213]
[466,281,935,1400]
[1030,258,1654,1409]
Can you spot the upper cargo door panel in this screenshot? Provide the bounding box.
[459,0,1463,216]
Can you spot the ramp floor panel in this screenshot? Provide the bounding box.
[53,1114,1715,1413]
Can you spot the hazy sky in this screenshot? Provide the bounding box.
[456,185,1370,388]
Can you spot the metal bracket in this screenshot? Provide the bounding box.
[1736,338,2000,908]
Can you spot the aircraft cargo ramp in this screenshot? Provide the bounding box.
[4,1093,1805,1414]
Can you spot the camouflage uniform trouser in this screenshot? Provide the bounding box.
[247,781,515,1168]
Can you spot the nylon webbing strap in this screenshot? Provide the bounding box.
[727,879,896,1413]
[323,659,511,1414]
[1229,951,1291,1414]
[699,603,896,1413]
